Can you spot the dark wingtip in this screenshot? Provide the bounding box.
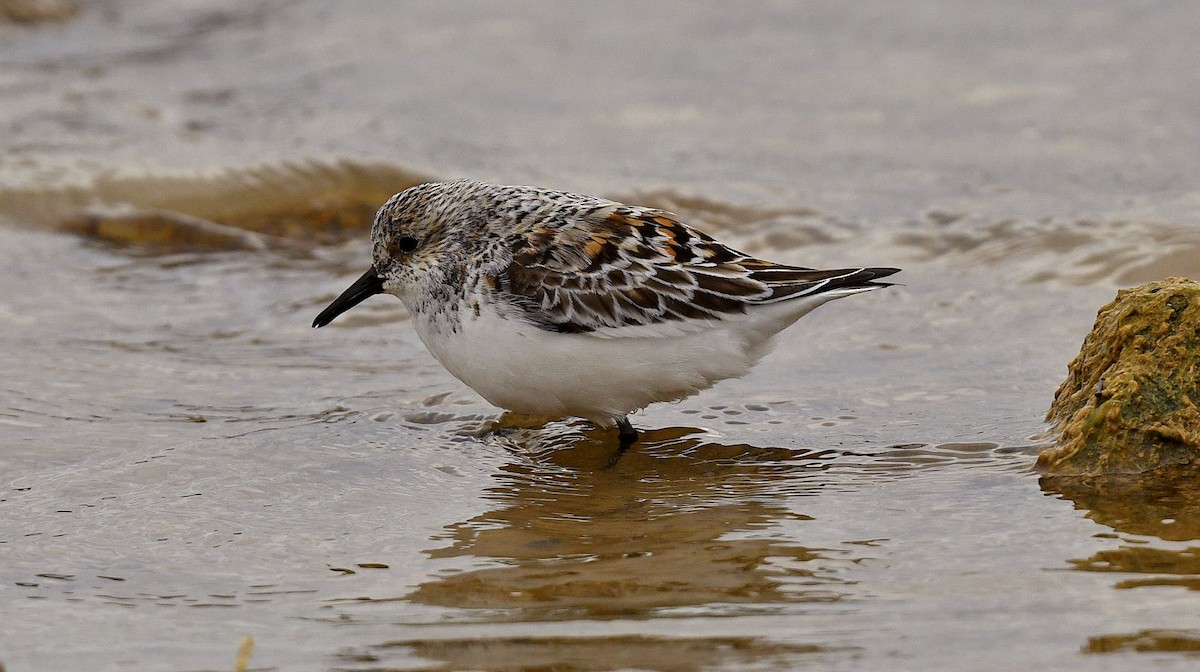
[311,268,385,328]
[866,267,902,280]
[860,267,901,288]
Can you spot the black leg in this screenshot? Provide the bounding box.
[603,416,640,469]
[616,416,639,452]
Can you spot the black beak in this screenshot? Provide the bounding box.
[312,267,385,328]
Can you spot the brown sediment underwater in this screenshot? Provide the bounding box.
[1084,630,1200,655]
[1041,277,1200,475]
[3,166,829,257]
[0,0,77,24]
[336,635,829,671]
[2,159,1198,291]
[0,160,434,253]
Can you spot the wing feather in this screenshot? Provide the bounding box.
[498,206,897,336]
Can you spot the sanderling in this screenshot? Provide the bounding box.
[313,180,898,451]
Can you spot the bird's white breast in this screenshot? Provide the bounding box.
[405,292,837,424]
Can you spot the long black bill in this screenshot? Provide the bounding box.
[312,267,385,328]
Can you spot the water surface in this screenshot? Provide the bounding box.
[2,2,1200,670]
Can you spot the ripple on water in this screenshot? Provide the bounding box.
[333,634,835,672]
[1085,629,1200,656]
[291,407,1042,629]
[3,159,1196,291]
[1044,469,1200,599]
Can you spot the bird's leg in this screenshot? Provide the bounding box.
[616,416,639,452]
[603,416,640,469]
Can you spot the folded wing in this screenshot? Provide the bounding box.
[496,206,897,336]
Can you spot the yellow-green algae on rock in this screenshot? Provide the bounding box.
[1040,277,1200,475]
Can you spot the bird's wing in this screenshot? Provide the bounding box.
[496,205,897,337]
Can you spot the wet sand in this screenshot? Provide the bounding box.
[2,2,1200,671]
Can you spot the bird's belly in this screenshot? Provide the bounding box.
[412,306,766,424]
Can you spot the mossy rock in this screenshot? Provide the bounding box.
[1040,277,1200,475]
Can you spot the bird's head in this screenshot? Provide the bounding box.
[312,180,478,328]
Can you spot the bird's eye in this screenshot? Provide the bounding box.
[397,236,420,253]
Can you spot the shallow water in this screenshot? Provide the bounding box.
[2,2,1200,671]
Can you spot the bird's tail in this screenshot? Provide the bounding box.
[751,266,900,304]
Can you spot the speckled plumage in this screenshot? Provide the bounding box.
[314,179,899,438]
